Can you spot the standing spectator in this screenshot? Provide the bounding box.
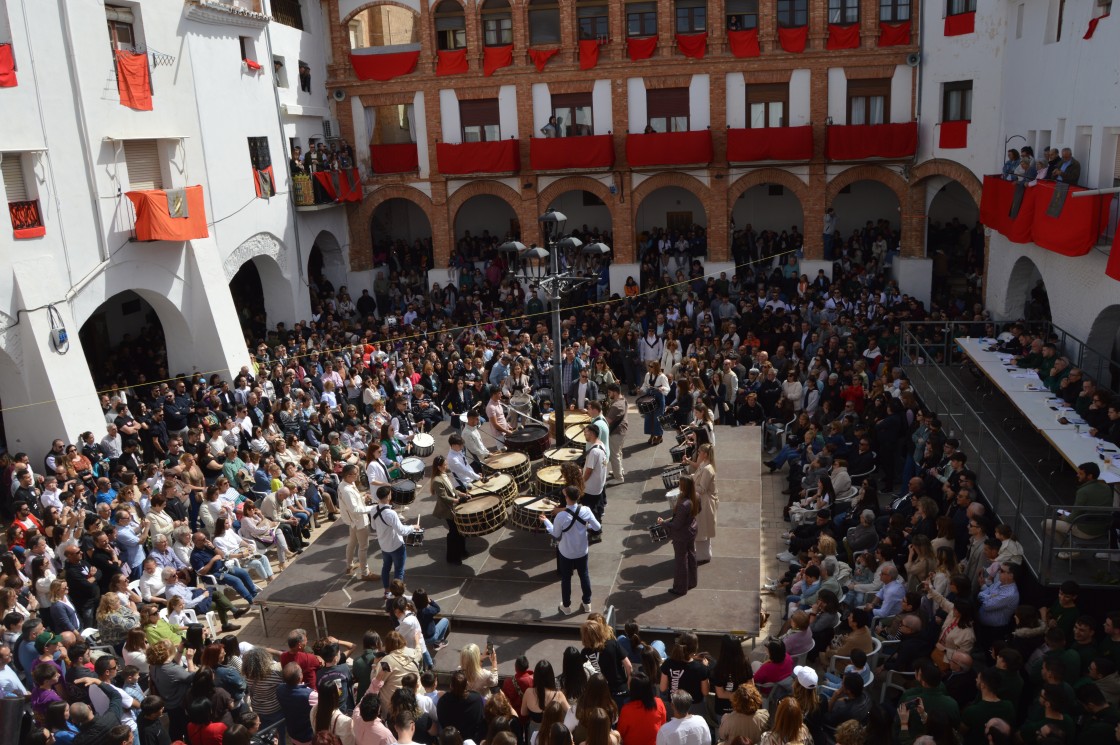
[275,662,314,745]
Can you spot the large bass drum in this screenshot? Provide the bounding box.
[452,495,507,536]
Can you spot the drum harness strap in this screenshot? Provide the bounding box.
[560,506,589,534]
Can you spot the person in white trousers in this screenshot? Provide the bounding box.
[338,464,373,578]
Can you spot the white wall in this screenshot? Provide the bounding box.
[453,194,517,238]
[628,78,646,133]
[413,92,430,179]
[789,69,811,126]
[592,79,613,135]
[726,73,746,129]
[532,83,551,133]
[827,68,847,124]
[635,186,707,231]
[499,85,519,140]
[732,185,804,234]
[689,74,710,131]
[440,89,461,143]
[890,65,911,123]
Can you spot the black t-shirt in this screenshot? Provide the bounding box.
[659,658,708,701]
[583,639,628,695]
[317,662,355,714]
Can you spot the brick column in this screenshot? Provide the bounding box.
[758,2,776,52]
[658,0,675,57]
[516,80,533,171]
[607,0,625,61]
[901,184,924,258]
[419,0,434,69]
[709,70,728,165]
[860,0,879,49]
[709,173,730,261]
[616,171,636,263]
[465,1,482,73]
[512,2,529,57]
[560,0,578,66]
[808,0,827,51]
[803,65,830,260]
[709,0,726,55]
[348,205,372,271]
[431,181,452,268]
[425,86,444,177]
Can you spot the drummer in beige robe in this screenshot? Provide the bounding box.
[431,455,471,564]
[683,442,718,564]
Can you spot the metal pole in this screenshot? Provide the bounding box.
[1071,186,1120,197]
[549,234,565,444]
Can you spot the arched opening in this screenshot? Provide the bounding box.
[731,182,805,262]
[348,5,419,50]
[371,198,434,272]
[228,261,267,342]
[1084,305,1120,393]
[434,0,466,50]
[453,193,520,260]
[830,179,900,266]
[635,186,707,275]
[545,189,613,242]
[925,178,982,308]
[1004,256,1050,324]
[308,231,348,308]
[78,291,169,390]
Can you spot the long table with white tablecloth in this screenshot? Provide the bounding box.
[956,337,1120,485]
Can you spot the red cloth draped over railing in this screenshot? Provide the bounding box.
[436,49,469,76]
[826,122,917,159]
[579,39,601,69]
[827,24,860,50]
[727,127,814,162]
[350,50,420,81]
[371,143,419,173]
[727,29,760,57]
[313,168,363,202]
[0,44,16,87]
[126,186,208,242]
[529,135,615,170]
[626,130,713,167]
[778,26,808,53]
[939,120,969,149]
[9,200,44,239]
[115,50,152,110]
[483,45,513,76]
[676,33,707,58]
[979,175,1106,255]
[627,36,658,60]
[1085,13,1110,39]
[1106,223,1120,281]
[253,166,276,198]
[437,140,520,174]
[878,21,911,46]
[945,12,975,36]
[528,48,559,71]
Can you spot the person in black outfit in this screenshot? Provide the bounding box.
[72,680,123,745]
[138,695,172,745]
[436,670,486,743]
[63,544,102,628]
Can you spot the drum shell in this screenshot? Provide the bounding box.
[542,447,585,468]
[411,433,435,458]
[404,528,425,546]
[391,479,417,505]
[648,523,669,542]
[509,495,556,533]
[535,465,567,501]
[400,457,426,481]
[505,425,551,461]
[669,444,688,461]
[452,495,506,536]
[468,473,518,506]
[636,394,658,417]
[480,452,532,491]
[661,465,687,490]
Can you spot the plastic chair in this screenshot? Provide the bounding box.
[791,639,815,667]
[877,668,916,703]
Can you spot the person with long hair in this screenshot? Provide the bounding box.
[711,634,753,717]
[460,642,498,695]
[616,673,664,745]
[430,456,471,565]
[436,671,486,744]
[658,633,709,714]
[311,677,355,745]
[660,475,699,596]
[560,647,588,701]
[718,682,769,743]
[534,704,570,745]
[579,620,631,709]
[639,361,670,445]
[241,646,284,735]
[760,697,810,745]
[564,675,617,743]
[684,444,718,565]
[575,707,618,745]
[96,592,140,651]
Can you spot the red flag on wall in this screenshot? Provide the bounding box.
[115,50,153,110]
[436,49,469,76]
[483,45,513,76]
[878,21,911,46]
[579,39,600,70]
[1107,219,1120,281]
[0,43,18,87]
[527,48,559,71]
[778,26,808,53]
[350,50,420,81]
[826,24,860,50]
[675,33,707,58]
[727,29,760,57]
[939,120,969,149]
[1085,13,1110,39]
[944,12,975,36]
[627,36,658,60]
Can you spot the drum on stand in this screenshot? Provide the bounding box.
[505,425,551,461]
[636,394,658,417]
[534,465,567,501]
[404,527,425,546]
[453,495,507,536]
[391,479,417,505]
[564,423,589,447]
[400,457,426,482]
[509,495,558,533]
[542,447,585,468]
[411,433,435,458]
[661,464,687,490]
[480,451,532,491]
[669,444,688,461]
[468,473,518,506]
[510,391,533,419]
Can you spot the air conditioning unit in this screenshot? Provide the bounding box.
[323,120,334,138]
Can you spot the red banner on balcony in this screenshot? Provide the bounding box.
[436,49,469,76]
[626,130,713,167]
[979,175,1106,255]
[350,49,420,81]
[878,21,912,46]
[827,24,860,50]
[1085,13,1110,39]
[529,135,615,170]
[371,143,419,173]
[778,26,808,53]
[9,200,44,239]
[253,166,276,198]
[944,11,975,36]
[483,45,513,76]
[1107,225,1120,281]
[126,186,208,242]
[727,126,814,162]
[676,33,707,58]
[627,36,658,60]
[579,39,601,70]
[826,122,917,160]
[939,120,969,149]
[244,58,262,71]
[437,140,520,175]
[0,44,15,87]
[528,48,559,71]
[115,50,153,111]
[727,29,760,58]
[313,168,363,203]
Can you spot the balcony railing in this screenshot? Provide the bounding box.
[826,121,917,160]
[529,135,614,171]
[726,126,813,162]
[436,140,520,175]
[626,130,713,167]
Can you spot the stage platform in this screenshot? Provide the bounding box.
[254,415,762,641]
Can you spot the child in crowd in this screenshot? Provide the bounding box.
[819,648,870,696]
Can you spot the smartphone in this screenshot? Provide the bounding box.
[380,661,392,673]
[486,642,494,657]
[905,698,922,710]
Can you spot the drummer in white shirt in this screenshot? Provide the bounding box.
[462,409,492,469]
[446,435,482,488]
[369,485,417,596]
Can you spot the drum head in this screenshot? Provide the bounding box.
[666,488,681,500]
[402,457,424,471]
[486,452,528,469]
[565,424,589,443]
[507,425,548,444]
[515,495,556,512]
[536,465,566,486]
[413,433,434,447]
[392,479,416,492]
[471,473,512,495]
[455,494,501,514]
[544,447,583,462]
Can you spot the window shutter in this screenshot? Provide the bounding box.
[124,140,163,191]
[2,157,29,203]
[551,92,593,109]
[647,88,690,118]
[460,99,500,127]
[105,6,135,23]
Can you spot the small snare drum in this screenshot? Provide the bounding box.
[411,433,435,458]
[404,528,425,546]
[661,464,687,490]
[648,522,670,542]
[400,457,425,482]
[391,479,417,505]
